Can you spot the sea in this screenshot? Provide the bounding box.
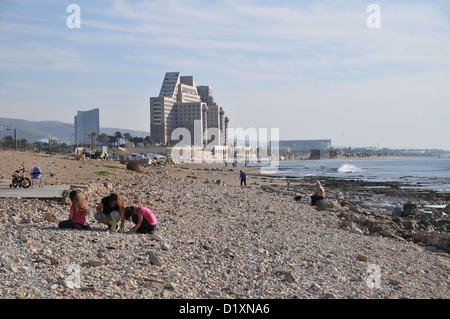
[255,156,450,193]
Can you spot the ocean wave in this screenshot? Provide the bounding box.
[337,164,363,173]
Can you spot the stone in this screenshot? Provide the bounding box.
[164,282,176,290]
[310,282,321,292]
[81,286,97,292]
[149,253,163,266]
[151,234,163,242]
[350,228,364,235]
[316,199,343,211]
[43,212,58,223]
[284,271,297,283]
[104,182,113,189]
[357,254,369,262]
[161,243,171,251]
[88,260,103,267]
[402,202,418,217]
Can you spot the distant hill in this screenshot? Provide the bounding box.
[0,118,149,144]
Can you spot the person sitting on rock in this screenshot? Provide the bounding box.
[310,181,325,206]
[94,193,126,232]
[124,206,158,234]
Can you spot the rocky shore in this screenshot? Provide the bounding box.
[0,151,448,299]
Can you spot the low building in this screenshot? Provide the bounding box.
[276,139,331,152]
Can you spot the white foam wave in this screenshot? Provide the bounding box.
[337,164,362,173]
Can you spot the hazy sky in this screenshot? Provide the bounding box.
[1,0,449,149]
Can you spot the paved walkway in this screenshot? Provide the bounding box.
[0,181,72,199]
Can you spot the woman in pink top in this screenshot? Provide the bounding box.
[125,206,157,234]
[58,190,90,230]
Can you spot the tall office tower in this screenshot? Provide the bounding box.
[74,108,100,147]
[150,72,228,146]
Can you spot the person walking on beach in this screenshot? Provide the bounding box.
[239,170,247,186]
[94,193,126,232]
[58,190,90,230]
[125,206,158,234]
[310,181,325,206]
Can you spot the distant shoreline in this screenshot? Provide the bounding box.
[277,155,448,163]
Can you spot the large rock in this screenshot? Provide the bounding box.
[411,231,450,252]
[316,199,342,211]
[340,200,365,214]
[402,202,418,217]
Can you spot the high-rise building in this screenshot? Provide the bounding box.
[74,108,100,147]
[150,72,229,146]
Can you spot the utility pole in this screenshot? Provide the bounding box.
[14,129,17,151]
[64,123,74,153]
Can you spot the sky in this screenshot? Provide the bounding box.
[1,0,449,150]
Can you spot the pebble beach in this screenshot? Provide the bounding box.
[0,150,448,300]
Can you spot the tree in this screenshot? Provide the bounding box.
[108,135,117,149]
[123,133,132,145]
[114,131,122,148]
[144,136,151,147]
[98,133,109,148]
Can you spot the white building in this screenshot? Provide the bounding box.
[150,72,228,146]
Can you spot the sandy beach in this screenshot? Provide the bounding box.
[0,150,448,300]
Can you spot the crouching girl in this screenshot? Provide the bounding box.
[125,206,157,234]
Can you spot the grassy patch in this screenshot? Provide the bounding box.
[96,170,115,176]
[102,164,119,169]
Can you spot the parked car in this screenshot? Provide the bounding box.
[146,152,166,160]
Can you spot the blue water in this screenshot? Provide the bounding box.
[261,157,450,192]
